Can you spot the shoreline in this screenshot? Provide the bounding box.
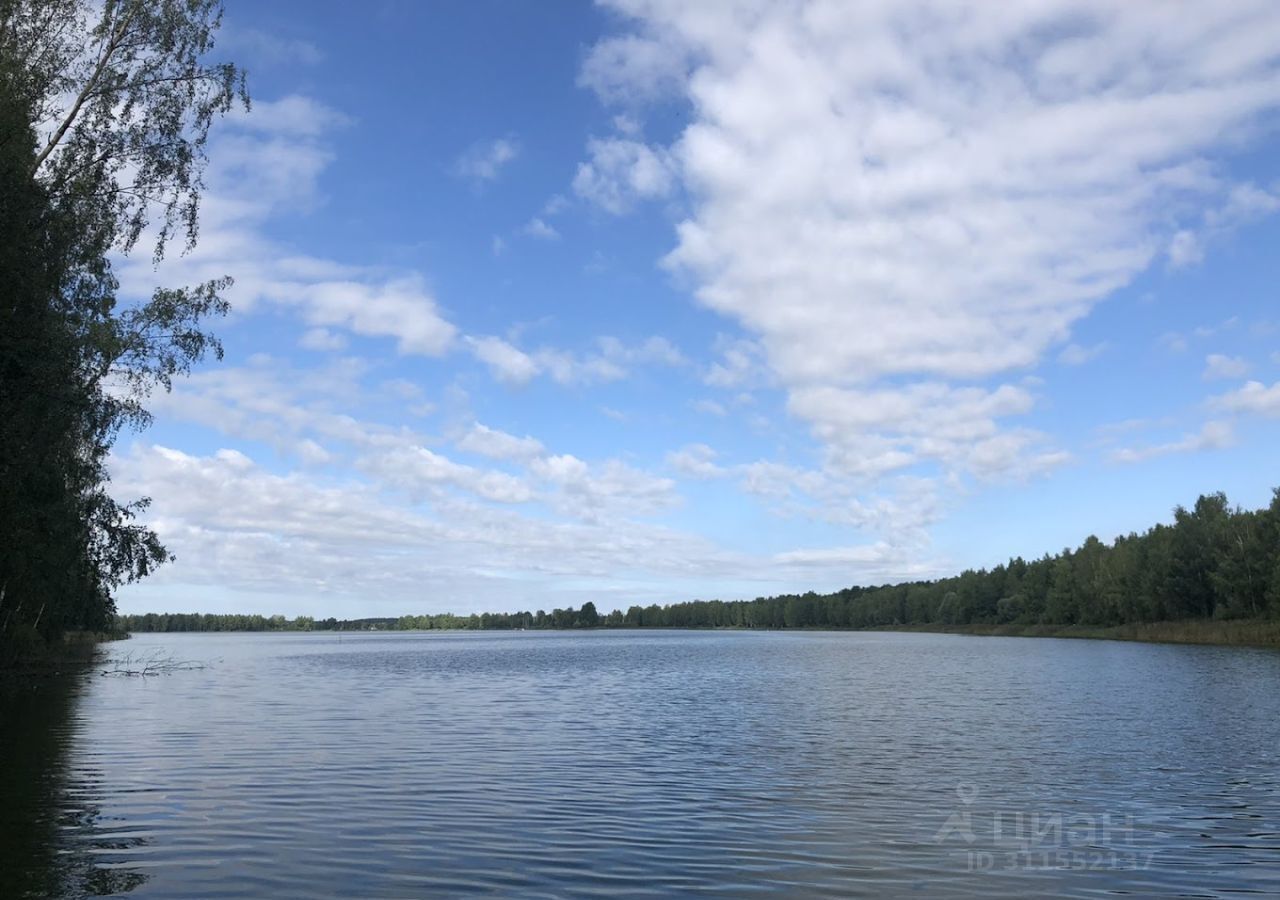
[868,618,1280,648]
[108,619,1280,648]
[0,631,123,682]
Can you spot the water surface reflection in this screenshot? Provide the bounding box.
[5,631,1279,897]
[1,668,147,898]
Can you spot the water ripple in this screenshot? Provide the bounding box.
[4,630,1278,897]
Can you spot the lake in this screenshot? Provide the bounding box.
[2,630,1278,897]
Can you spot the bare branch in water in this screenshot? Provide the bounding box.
[100,649,209,676]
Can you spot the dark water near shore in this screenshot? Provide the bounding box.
[2,630,1278,897]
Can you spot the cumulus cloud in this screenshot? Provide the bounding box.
[114,352,959,613]
[531,454,678,520]
[359,446,534,504]
[580,29,692,106]
[735,459,944,540]
[786,382,1067,480]
[228,94,351,136]
[1203,353,1251,381]
[301,277,456,356]
[110,444,716,612]
[455,423,545,461]
[1214,380,1280,417]
[467,334,685,387]
[573,137,677,214]
[585,0,1280,484]
[116,441,947,615]
[135,361,690,525]
[703,336,768,388]
[522,217,560,240]
[454,136,521,182]
[1171,182,1280,267]
[466,336,541,385]
[1167,229,1205,268]
[666,443,725,479]
[145,358,405,463]
[597,334,688,367]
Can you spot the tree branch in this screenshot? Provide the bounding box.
[31,0,139,175]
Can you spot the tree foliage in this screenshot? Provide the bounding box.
[0,0,245,661]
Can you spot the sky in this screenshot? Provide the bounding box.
[111,0,1280,618]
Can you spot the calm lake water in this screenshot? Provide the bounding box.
[2,630,1279,898]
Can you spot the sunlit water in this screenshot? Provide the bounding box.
[3,630,1278,897]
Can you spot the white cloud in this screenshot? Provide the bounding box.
[704,336,767,388]
[586,0,1280,485]
[573,137,677,214]
[296,438,333,465]
[1203,353,1250,381]
[137,362,678,521]
[1214,380,1280,417]
[531,454,678,520]
[580,30,693,106]
[734,460,944,540]
[596,334,687,368]
[302,277,456,356]
[454,137,521,182]
[1167,229,1204,268]
[774,543,896,568]
[110,444,731,613]
[466,336,541,385]
[359,446,534,504]
[536,349,627,385]
[144,358,401,462]
[1171,182,1280,267]
[228,95,352,137]
[456,423,545,462]
[220,26,324,66]
[522,217,560,240]
[666,443,725,479]
[1112,420,1235,463]
[543,194,571,215]
[787,382,1058,480]
[298,328,347,352]
[467,335,683,387]
[114,357,953,612]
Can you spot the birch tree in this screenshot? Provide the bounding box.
[0,0,247,654]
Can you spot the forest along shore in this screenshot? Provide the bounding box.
[872,619,1280,647]
[114,616,1280,649]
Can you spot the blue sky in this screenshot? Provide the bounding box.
[111,0,1280,617]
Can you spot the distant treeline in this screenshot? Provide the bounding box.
[120,490,1280,634]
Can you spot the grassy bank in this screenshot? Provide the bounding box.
[874,618,1280,648]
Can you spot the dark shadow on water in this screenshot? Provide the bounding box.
[0,669,148,899]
